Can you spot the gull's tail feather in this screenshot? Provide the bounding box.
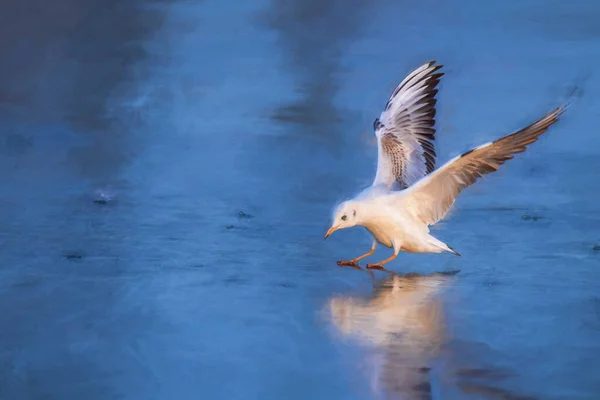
[447,245,461,257]
[427,235,461,256]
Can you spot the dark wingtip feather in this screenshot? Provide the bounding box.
[491,104,567,147]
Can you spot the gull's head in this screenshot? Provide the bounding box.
[324,201,359,240]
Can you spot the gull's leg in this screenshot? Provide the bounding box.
[337,241,377,267]
[366,243,400,270]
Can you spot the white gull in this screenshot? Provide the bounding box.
[324,60,566,270]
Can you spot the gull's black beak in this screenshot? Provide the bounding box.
[324,225,339,240]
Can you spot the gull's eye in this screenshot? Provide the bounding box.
[341,215,347,221]
[373,118,382,131]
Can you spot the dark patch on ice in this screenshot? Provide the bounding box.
[238,211,254,219]
[592,245,600,252]
[225,225,235,230]
[398,270,460,279]
[410,381,431,395]
[92,188,117,205]
[521,215,542,221]
[63,251,84,260]
[224,276,249,285]
[278,282,297,288]
[456,367,514,379]
[437,269,461,276]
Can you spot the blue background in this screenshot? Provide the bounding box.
[0,0,599,398]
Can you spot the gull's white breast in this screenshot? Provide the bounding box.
[360,195,430,250]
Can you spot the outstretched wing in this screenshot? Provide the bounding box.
[372,61,443,190]
[393,106,565,225]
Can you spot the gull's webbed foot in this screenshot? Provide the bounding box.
[366,263,385,270]
[337,260,357,267]
[337,260,362,270]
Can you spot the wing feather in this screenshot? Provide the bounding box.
[373,61,443,190]
[392,106,566,225]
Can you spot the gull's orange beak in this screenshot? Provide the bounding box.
[324,225,339,240]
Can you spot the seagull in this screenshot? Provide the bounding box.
[324,60,567,270]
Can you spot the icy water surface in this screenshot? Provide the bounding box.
[1,0,599,399]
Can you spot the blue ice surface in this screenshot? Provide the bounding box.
[0,0,599,399]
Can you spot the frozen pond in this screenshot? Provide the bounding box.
[0,0,599,398]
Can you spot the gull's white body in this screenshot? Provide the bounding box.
[326,60,567,267]
[352,189,447,254]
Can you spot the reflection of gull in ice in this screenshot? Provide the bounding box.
[328,271,458,399]
[328,270,540,399]
[329,272,450,348]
